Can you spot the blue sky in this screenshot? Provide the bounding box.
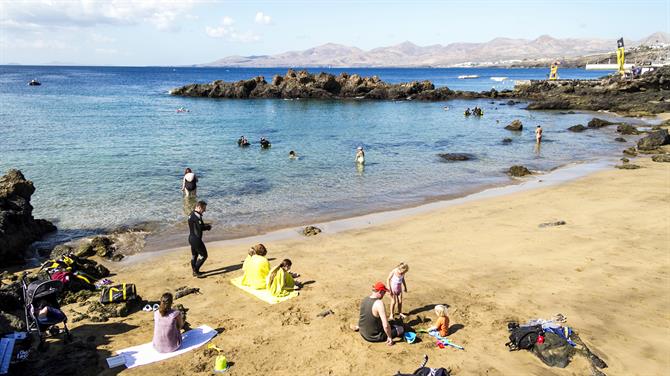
[1,0,668,66]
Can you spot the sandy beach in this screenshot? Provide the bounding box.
[36,154,664,376]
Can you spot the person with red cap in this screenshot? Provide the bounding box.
[351,281,404,346]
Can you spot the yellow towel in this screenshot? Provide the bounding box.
[230,276,298,304]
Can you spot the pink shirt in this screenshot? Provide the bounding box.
[152,310,182,353]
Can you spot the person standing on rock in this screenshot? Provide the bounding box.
[188,201,211,277]
[535,125,543,143]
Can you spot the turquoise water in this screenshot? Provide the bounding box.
[0,66,636,246]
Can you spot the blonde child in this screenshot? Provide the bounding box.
[386,262,409,320]
[429,304,450,337]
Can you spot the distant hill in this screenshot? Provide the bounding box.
[200,32,670,68]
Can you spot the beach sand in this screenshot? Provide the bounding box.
[63,156,669,376]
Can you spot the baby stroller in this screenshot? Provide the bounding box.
[395,355,450,376]
[22,274,71,346]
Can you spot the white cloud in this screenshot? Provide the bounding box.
[0,37,72,51]
[254,12,271,25]
[95,48,119,54]
[206,16,260,42]
[90,33,116,44]
[0,0,196,31]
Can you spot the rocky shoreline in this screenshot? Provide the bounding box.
[171,67,670,116]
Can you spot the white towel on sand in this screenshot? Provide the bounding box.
[116,325,216,369]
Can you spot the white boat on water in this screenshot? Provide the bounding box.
[458,75,479,79]
[490,76,508,82]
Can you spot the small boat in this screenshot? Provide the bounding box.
[176,107,189,113]
[28,79,41,86]
[490,76,508,82]
[458,75,479,79]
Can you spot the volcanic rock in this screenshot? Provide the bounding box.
[508,165,532,177]
[637,129,670,150]
[567,124,586,132]
[652,154,670,162]
[615,164,641,169]
[0,169,56,267]
[623,147,638,157]
[438,153,476,161]
[303,226,322,236]
[614,137,627,142]
[588,118,615,128]
[616,124,640,135]
[505,120,523,131]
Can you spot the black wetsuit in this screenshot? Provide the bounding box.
[188,211,209,274]
[184,176,197,192]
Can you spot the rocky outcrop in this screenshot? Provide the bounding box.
[614,137,627,142]
[623,147,638,156]
[616,124,640,135]
[652,154,670,162]
[303,226,322,236]
[505,120,523,131]
[508,165,532,177]
[637,129,670,150]
[587,118,615,128]
[438,153,475,161]
[567,124,586,132]
[171,67,670,115]
[520,67,670,115]
[172,69,457,100]
[0,169,56,267]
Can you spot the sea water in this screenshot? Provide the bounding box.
[0,66,639,248]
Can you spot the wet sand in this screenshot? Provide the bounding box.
[65,155,669,375]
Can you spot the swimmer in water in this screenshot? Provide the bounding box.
[289,150,298,159]
[355,146,365,165]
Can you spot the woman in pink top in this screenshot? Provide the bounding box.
[152,292,184,353]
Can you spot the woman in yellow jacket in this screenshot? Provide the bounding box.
[241,244,270,289]
[267,259,299,297]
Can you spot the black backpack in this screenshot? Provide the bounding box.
[395,355,450,376]
[506,325,543,351]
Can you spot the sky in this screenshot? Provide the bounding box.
[0,0,668,66]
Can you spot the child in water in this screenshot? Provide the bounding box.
[386,262,409,320]
[428,304,450,337]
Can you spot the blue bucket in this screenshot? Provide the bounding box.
[404,331,417,344]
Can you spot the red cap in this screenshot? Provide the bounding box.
[372,282,389,293]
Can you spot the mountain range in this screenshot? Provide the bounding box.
[200,32,670,68]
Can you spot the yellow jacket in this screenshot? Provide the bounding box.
[241,255,270,289]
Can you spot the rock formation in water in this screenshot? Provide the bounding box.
[171,67,670,115]
[0,169,56,267]
[170,69,501,101]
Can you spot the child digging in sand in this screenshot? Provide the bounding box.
[386,262,409,320]
[428,304,450,337]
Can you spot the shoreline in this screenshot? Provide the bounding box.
[131,157,616,265]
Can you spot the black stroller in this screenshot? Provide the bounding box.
[22,274,71,345]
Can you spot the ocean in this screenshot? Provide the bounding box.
[0,65,645,249]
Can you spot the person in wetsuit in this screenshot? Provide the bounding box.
[181,168,198,197]
[188,200,211,277]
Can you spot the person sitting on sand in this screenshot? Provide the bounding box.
[181,168,198,197]
[241,243,270,289]
[427,304,450,337]
[355,146,365,165]
[351,282,404,346]
[266,259,300,297]
[153,292,184,353]
[386,262,409,320]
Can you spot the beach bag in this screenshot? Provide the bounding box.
[100,284,136,303]
[531,332,576,368]
[506,325,543,351]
